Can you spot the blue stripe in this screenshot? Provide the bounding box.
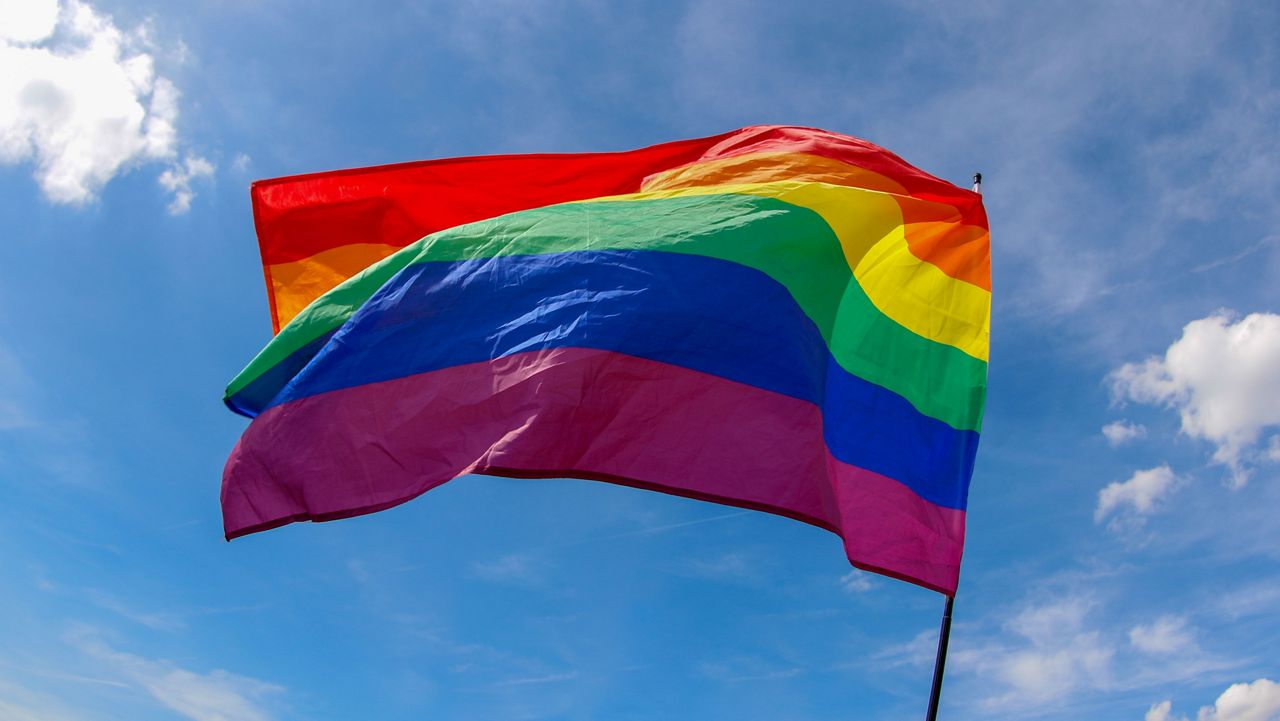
[240,250,978,509]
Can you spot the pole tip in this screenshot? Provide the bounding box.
[971,172,982,194]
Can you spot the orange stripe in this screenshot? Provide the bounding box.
[642,151,912,195]
[642,151,989,290]
[269,243,401,326]
[902,221,990,292]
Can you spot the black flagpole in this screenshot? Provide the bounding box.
[924,594,955,721]
[924,171,981,721]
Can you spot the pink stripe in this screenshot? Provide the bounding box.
[223,348,964,593]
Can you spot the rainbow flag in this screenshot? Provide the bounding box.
[223,126,989,595]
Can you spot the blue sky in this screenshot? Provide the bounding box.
[2,1,1279,720]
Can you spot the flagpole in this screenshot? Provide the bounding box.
[924,594,955,721]
[923,171,980,721]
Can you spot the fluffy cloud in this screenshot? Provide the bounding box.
[1148,679,1280,721]
[1111,312,1280,487]
[0,0,211,211]
[1199,680,1280,721]
[1147,700,1180,721]
[1096,465,1178,525]
[1104,420,1148,446]
[0,0,59,43]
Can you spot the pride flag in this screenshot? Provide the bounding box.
[223,125,989,595]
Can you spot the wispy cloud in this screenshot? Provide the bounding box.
[1211,580,1280,621]
[83,589,187,632]
[66,626,285,721]
[839,569,877,594]
[1102,420,1148,447]
[698,656,805,684]
[471,553,547,587]
[673,551,763,584]
[491,671,579,688]
[0,678,92,721]
[1191,236,1280,275]
[1129,615,1196,656]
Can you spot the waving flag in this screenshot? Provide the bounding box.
[223,125,989,595]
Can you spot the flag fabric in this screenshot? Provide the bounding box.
[223,125,989,595]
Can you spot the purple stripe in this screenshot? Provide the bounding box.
[222,348,964,593]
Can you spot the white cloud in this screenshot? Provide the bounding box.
[67,628,283,721]
[880,583,1242,716]
[840,569,876,594]
[1129,615,1195,655]
[0,0,209,212]
[134,667,279,721]
[1153,680,1280,721]
[0,0,59,44]
[1104,420,1148,446]
[1006,597,1091,646]
[158,153,213,215]
[984,597,1114,706]
[1096,465,1178,525]
[0,679,87,721]
[1197,679,1280,721]
[1213,581,1280,620]
[1111,312,1280,487]
[1148,700,1184,721]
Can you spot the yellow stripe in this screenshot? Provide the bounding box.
[642,150,992,292]
[582,181,990,362]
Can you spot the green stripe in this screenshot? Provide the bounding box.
[229,194,987,430]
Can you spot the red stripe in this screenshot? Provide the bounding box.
[251,125,981,267]
[252,133,727,266]
[223,347,964,593]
